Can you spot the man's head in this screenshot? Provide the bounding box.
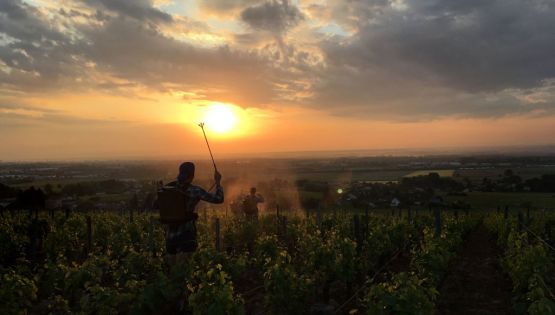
[177,162,195,184]
[250,187,256,195]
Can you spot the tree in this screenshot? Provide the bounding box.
[0,183,20,199]
[14,187,46,211]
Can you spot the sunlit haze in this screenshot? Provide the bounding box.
[203,104,238,134]
[1,0,555,161]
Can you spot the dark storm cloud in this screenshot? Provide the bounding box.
[0,0,57,41]
[0,0,67,45]
[311,0,555,118]
[240,0,304,34]
[83,0,172,23]
[0,0,87,92]
[373,0,555,92]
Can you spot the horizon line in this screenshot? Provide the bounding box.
[2,143,555,164]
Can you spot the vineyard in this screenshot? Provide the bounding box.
[1,207,554,315]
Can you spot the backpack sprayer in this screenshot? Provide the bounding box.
[158,123,220,224]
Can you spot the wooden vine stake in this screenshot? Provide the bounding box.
[86,216,92,254]
[517,212,524,233]
[215,217,221,252]
[149,216,155,257]
[434,208,442,238]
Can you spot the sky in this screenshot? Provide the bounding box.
[1,0,555,161]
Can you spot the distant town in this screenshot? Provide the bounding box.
[1,155,555,217]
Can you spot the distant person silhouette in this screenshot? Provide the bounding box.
[163,162,223,265]
[243,187,264,220]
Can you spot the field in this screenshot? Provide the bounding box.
[9,177,105,189]
[444,192,555,210]
[1,207,554,315]
[2,158,555,314]
[457,167,555,183]
[294,169,407,183]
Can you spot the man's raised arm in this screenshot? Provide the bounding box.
[199,185,224,204]
[199,170,224,204]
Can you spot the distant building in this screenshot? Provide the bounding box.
[390,198,401,208]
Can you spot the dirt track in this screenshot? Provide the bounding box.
[437,225,514,315]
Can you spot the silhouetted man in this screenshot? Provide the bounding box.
[164,162,223,265]
[243,187,264,220]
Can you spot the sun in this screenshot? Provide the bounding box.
[203,103,238,134]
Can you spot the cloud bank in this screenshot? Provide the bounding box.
[1,0,554,120]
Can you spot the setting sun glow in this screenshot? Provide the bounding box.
[203,104,238,134]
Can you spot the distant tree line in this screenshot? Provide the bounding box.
[0,185,45,212]
[401,173,464,192]
[479,169,555,192]
[0,183,19,199]
[525,174,555,192]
